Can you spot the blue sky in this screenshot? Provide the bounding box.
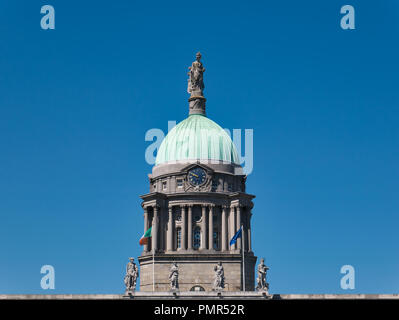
[0,0,398,294]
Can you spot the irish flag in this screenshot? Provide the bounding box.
[139,227,152,245]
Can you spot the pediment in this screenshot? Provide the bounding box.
[180,162,215,174]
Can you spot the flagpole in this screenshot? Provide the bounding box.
[152,249,155,292]
[242,225,245,292]
[152,222,155,292]
[229,225,245,291]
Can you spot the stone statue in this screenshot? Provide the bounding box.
[212,261,225,291]
[169,262,179,290]
[187,52,205,97]
[256,258,269,293]
[124,257,139,294]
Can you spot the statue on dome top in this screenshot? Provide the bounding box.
[187,52,205,97]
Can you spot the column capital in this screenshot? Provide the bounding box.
[230,203,244,209]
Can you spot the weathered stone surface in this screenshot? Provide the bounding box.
[138,253,256,292]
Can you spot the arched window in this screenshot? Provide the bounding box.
[193,227,201,250]
[190,285,205,292]
[176,227,182,249]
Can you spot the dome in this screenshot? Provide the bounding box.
[155,114,240,166]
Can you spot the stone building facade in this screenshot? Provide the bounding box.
[138,53,257,291]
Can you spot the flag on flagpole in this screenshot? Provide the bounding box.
[229,226,242,246]
[139,227,152,245]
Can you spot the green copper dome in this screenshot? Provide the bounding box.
[155,114,240,166]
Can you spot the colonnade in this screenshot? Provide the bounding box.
[142,203,252,253]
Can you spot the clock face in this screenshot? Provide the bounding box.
[188,167,207,186]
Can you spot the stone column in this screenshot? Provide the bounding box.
[201,204,206,250]
[167,176,171,192]
[208,205,214,250]
[167,205,173,252]
[187,205,193,250]
[236,205,241,251]
[143,206,149,252]
[221,205,227,251]
[229,205,236,251]
[181,205,187,250]
[248,209,252,252]
[159,207,164,251]
[152,205,159,253]
[242,207,248,253]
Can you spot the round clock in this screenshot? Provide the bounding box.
[188,167,207,186]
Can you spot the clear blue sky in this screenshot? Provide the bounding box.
[0,0,398,294]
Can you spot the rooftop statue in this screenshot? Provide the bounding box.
[187,52,205,97]
[169,262,179,291]
[256,258,270,294]
[124,257,139,295]
[212,261,225,291]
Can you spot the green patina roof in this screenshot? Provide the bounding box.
[155,114,240,165]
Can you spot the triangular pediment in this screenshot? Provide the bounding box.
[180,162,215,174]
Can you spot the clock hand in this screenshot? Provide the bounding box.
[190,173,199,178]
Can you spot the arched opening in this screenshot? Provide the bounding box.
[190,285,205,292]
